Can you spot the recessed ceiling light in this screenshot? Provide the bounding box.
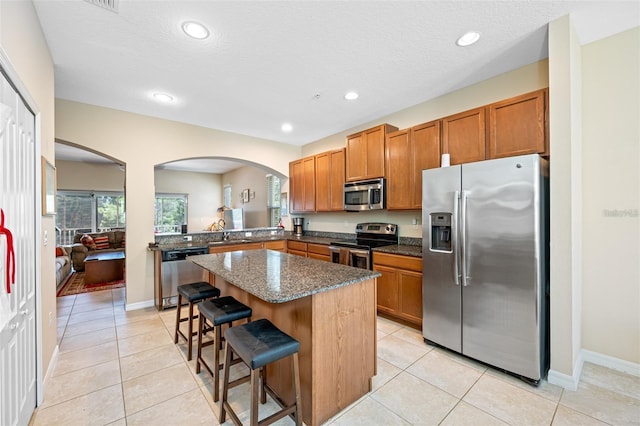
[182,21,210,39]
[456,31,480,47]
[344,91,359,101]
[153,92,174,103]
[281,123,293,133]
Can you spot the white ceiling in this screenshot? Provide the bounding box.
[41,0,638,172]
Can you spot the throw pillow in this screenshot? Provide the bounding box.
[94,235,110,250]
[55,246,64,257]
[120,235,126,248]
[80,234,96,250]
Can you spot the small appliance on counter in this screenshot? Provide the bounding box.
[293,217,304,236]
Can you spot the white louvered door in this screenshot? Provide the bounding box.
[0,69,37,426]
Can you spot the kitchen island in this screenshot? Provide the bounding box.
[190,249,380,426]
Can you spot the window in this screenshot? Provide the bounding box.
[56,191,125,245]
[266,175,281,227]
[223,185,232,208]
[155,193,188,234]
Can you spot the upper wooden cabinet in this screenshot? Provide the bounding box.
[488,89,548,159]
[442,107,486,165]
[290,156,315,213]
[386,120,441,210]
[315,149,345,212]
[346,124,398,181]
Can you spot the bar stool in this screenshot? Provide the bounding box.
[174,281,220,361]
[196,296,252,402]
[219,318,302,426]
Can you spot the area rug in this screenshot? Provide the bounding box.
[56,272,125,297]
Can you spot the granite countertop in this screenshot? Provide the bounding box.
[373,244,423,258]
[189,249,381,303]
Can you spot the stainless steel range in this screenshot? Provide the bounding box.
[329,222,398,269]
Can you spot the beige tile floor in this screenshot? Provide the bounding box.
[31,287,639,425]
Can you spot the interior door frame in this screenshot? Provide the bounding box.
[0,46,45,407]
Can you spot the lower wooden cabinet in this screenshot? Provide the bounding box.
[307,243,330,262]
[263,240,286,251]
[287,240,307,257]
[373,252,423,326]
[209,240,285,254]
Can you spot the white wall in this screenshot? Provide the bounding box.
[0,0,57,386]
[581,27,639,365]
[154,169,222,233]
[222,165,273,228]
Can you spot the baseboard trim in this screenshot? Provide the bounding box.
[548,351,583,391]
[582,349,640,377]
[125,299,155,311]
[43,345,59,388]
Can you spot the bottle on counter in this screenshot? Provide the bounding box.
[278,218,284,229]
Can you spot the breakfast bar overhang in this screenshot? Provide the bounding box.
[190,249,380,426]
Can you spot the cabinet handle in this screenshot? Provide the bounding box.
[21,309,29,315]
[9,323,18,330]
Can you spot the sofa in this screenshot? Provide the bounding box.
[55,246,72,287]
[70,230,126,271]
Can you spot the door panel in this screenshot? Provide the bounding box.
[422,165,462,352]
[461,155,543,380]
[1,69,37,426]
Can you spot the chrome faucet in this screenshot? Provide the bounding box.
[222,231,230,241]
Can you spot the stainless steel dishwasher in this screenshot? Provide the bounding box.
[158,247,209,309]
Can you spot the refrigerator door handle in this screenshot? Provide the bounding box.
[461,190,469,286]
[453,190,460,285]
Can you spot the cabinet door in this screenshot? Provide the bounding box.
[442,107,486,165]
[263,240,286,251]
[290,160,304,213]
[411,120,441,209]
[385,129,412,210]
[364,126,386,179]
[209,242,262,254]
[346,133,366,181]
[315,152,331,211]
[399,270,423,325]
[374,264,400,315]
[302,156,316,211]
[488,89,547,158]
[329,149,345,211]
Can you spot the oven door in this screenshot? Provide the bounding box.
[329,246,349,265]
[348,248,371,269]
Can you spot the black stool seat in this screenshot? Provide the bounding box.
[177,281,220,302]
[174,281,220,361]
[199,296,253,326]
[196,296,252,402]
[224,319,299,369]
[220,318,302,426]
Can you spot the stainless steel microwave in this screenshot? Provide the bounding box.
[343,178,385,211]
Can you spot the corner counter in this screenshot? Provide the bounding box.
[190,250,380,426]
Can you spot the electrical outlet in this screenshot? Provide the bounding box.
[184,235,192,241]
[245,232,252,237]
[48,312,53,326]
[270,230,277,235]
[412,217,418,225]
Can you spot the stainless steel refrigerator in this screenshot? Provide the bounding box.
[422,154,549,384]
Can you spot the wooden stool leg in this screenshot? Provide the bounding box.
[250,368,260,426]
[174,294,182,344]
[213,325,222,402]
[187,301,194,360]
[292,353,302,426]
[219,342,233,424]
[260,365,267,404]
[196,314,204,374]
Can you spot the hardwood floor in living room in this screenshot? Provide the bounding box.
[33,288,640,425]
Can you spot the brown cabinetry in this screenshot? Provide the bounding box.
[346,124,398,181]
[307,243,330,262]
[290,156,316,213]
[287,240,307,257]
[315,149,345,211]
[209,242,263,254]
[263,240,286,251]
[442,107,486,165]
[488,88,548,159]
[386,120,441,210]
[373,252,422,327]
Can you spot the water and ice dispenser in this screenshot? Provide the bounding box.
[430,213,452,252]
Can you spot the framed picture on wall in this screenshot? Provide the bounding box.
[242,188,250,203]
[42,156,56,215]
